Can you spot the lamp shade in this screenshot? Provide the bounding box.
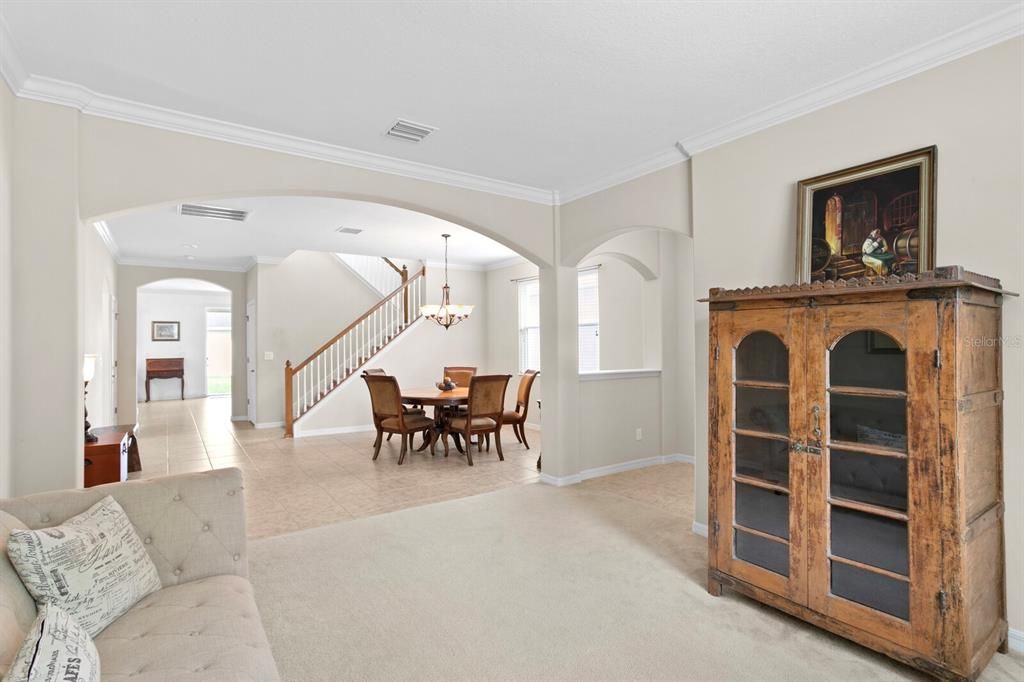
[82,354,97,383]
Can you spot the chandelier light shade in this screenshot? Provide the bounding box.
[421,233,474,329]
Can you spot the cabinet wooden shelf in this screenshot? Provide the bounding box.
[704,266,1010,681]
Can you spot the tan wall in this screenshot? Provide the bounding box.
[10,98,83,495]
[252,251,379,425]
[80,222,118,427]
[117,266,248,421]
[690,38,1024,629]
[0,79,12,496]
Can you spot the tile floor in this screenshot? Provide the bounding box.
[133,397,546,538]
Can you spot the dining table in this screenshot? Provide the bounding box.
[400,386,470,453]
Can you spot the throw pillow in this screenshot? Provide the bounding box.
[3,603,99,682]
[6,496,162,637]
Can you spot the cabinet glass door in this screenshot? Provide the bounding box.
[712,309,806,605]
[806,302,941,653]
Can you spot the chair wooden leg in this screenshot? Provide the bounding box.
[494,428,504,461]
[442,430,450,457]
[464,430,474,466]
[453,433,465,454]
[398,432,408,465]
[387,433,393,441]
[372,430,383,460]
[521,426,531,450]
[512,422,523,443]
[485,433,491,451]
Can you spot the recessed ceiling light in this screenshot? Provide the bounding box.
[184,255,196,261]
[385,119,436,143]
[336,227,363,235]
[183,243,199,249]
[179,203,248,221]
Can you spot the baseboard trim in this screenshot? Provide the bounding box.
[230,416,250,423]
[539,453,694,487]
[1009,627,1024,654]
[294,424,376,438]
[253,421,285,429]
[692,521,708,538]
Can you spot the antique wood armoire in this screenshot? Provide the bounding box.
[704,266,1010,681]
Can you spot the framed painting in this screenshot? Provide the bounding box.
[151,321,180,342]
[796,146,936,282]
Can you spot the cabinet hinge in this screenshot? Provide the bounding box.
[934,350,942,369]
[712,519,720,536]
[714,344,720,362]
[937,590,949,612]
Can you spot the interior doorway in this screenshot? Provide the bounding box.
[205,308,232,396]
[246,300,257,423]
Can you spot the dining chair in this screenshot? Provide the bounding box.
[442,374,511,466]
[442,366,477,388]
[362,374,436,465]
[362,368,425,441]
[502,369,539,449]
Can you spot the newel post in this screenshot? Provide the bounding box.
[401,265,409,324]
[284,360,294,437]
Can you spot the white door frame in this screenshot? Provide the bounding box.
[205,306,232,397]
[109,294,118,422]
[246,300,257,423]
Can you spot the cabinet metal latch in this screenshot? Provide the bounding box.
[791,440,822,456]
[934,350,942,369]
[937,590,949,612]
[712,520,720,536]
[714,344,720,362]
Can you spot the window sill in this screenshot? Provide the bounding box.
[578,369,661,382]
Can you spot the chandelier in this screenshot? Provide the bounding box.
[421,233,474,329]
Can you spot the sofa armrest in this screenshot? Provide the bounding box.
[0,468,248,588]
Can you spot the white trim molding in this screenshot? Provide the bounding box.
[692,521,708,538]
[230,416,251,423]
[1009,628,1024,654]
[679,5,1024,155]
[558,145,689,204]
[253,420,285,430]
[92,221,119,259]
[117,256,252,273]
[539,453,690,487]
[578,368,661,382]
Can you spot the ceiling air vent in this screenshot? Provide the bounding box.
[385,119,436,142]
[179,203,249,221]
[336,227,363,235]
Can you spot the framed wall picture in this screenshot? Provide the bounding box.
[796,146,936,282]
[151,321,180,342]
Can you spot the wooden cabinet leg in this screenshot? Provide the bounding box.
[181,378,185,400]
[707,572,724,597]
[145,378,151,403]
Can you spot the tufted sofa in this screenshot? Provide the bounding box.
[0,467,279,681]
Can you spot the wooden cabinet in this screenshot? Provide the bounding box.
[705,267,1009,681]
[84,428,129,488]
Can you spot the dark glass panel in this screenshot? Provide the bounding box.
[736,331,788,383]
[830,449,908,511]
[736,530,789,577]
[736,386,789,435]
[831,561,909,620]
[830,330,906,391]
[831,506,908,575]
[735,482,789,540]
[830,394,906,450]
[735,434,789,487]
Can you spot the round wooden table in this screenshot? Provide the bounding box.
[401,387,469,453]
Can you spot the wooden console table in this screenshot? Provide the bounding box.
[84,425,138,487]
[145,357,184,401]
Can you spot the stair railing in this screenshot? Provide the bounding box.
[284,266,426,436]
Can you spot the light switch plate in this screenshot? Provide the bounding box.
[264,351,274,361]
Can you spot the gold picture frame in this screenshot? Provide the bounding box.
[796,146,936,283]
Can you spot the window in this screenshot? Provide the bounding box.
[578,268,600,372]
[517,278,540,372]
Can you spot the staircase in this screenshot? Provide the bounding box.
[335,254,408,297]
[284,265,427,436]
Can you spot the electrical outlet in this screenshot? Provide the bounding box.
[263,351,274,361]
[635,428,642,441]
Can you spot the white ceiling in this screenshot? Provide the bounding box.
[139,278,231,294]
[105,196,520,270]
[1,1,1017,197]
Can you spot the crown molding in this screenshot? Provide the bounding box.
[13,74,555,206]
[484,255,531,272]
[558,144,690,204]
[91,221,119,259]
[424,259,486,272]
[0,16,26,93]
[679,5,1024,155]
[116,256,251,273]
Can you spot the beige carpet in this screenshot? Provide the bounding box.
[249,482,1023,682]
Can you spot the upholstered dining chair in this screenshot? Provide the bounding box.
[442,374,511,466]
[502,369,539,449]
[442,366,477,388]
[363,368,424,440]
[362,374,436,465]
